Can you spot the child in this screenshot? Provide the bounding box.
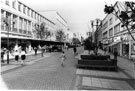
[60,51,67,67]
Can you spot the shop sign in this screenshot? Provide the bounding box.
[114,36,121,42]
[108,38,113,43]
[121,34,128,41]
[102,39,108,44]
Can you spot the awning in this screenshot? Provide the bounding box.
[108,41,120,47]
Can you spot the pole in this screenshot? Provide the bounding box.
[7,25,9,64]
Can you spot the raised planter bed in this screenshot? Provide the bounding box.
[77,55,117,71]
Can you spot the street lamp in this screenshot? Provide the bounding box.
[3,17,15,64]
[90,19,101,55]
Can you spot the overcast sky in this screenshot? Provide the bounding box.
[19,0,117,38]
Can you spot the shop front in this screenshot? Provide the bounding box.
[108,36,122,56]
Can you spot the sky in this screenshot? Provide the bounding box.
[19,0,116,38]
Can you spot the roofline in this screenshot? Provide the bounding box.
[102,1,118,23]
[17,0,55,25]
[56,12,67,24]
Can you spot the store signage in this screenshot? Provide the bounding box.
[121,34,128,41]
[114,36,121,42]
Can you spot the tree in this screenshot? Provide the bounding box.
[104,1,135,41]
[72,38,81,45]
[35,22,46,40]
[55,29,66,42]
[83,36,95,54]
[34,22,48,57]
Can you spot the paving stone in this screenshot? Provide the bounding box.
[83,70,91,75]
[91,78,102,88]
[90,70,97,76]
[76,69,83,75]
[100,81,112,89]
[82,77,92,86]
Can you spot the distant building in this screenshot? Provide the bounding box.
[38,10,70,43]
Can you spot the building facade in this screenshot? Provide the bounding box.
[0,0,66,53]
[39,11,71,43]
[100,1,135,59]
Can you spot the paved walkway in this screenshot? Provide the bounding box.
[74,49,135,90]
[1,52,53,73]
[1,47,83,90]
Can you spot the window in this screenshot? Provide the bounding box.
[28,21,31,31]
[35,12,36,19]
[24,19,27,30]
[18,3,21,11]
[103,31,108,39]
[109,18,113,25]
[23,5,26,14]
[1,10,5,30]
[109,28,113,37]
[115,11,118,20]
[27,8,30,16]
[5,0,9,6]
[12,1,16,9]
[114,23,120,34]
[19,18,23,29]
[13,15,17,32]
[103,21,108,30]
[31,11,33,17]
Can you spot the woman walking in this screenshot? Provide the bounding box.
[60,51,67,67]
[21,49,26,65]
[14,50,19,62]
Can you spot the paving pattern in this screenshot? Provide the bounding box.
[74,49,135,90]
[76,69,134,90]
[1,47,83,90]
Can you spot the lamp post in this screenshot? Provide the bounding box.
[3,17,15,64]
[91,19,101,55]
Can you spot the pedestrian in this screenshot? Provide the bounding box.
[104,47,107,55]
[14,50,19,61]
[60,51,67,67]
[114,48,118,60]
[73,47,77,55]
[1,48,5,63]
[34,47,37,55]
[21,49,26,65]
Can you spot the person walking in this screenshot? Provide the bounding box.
[73,47,77,55]
[21,49,26,65]
[34,47,37,55]
[1,48,5,63]
[114,48,118,60]
[60,51,67,67]
[14,50,19,62]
